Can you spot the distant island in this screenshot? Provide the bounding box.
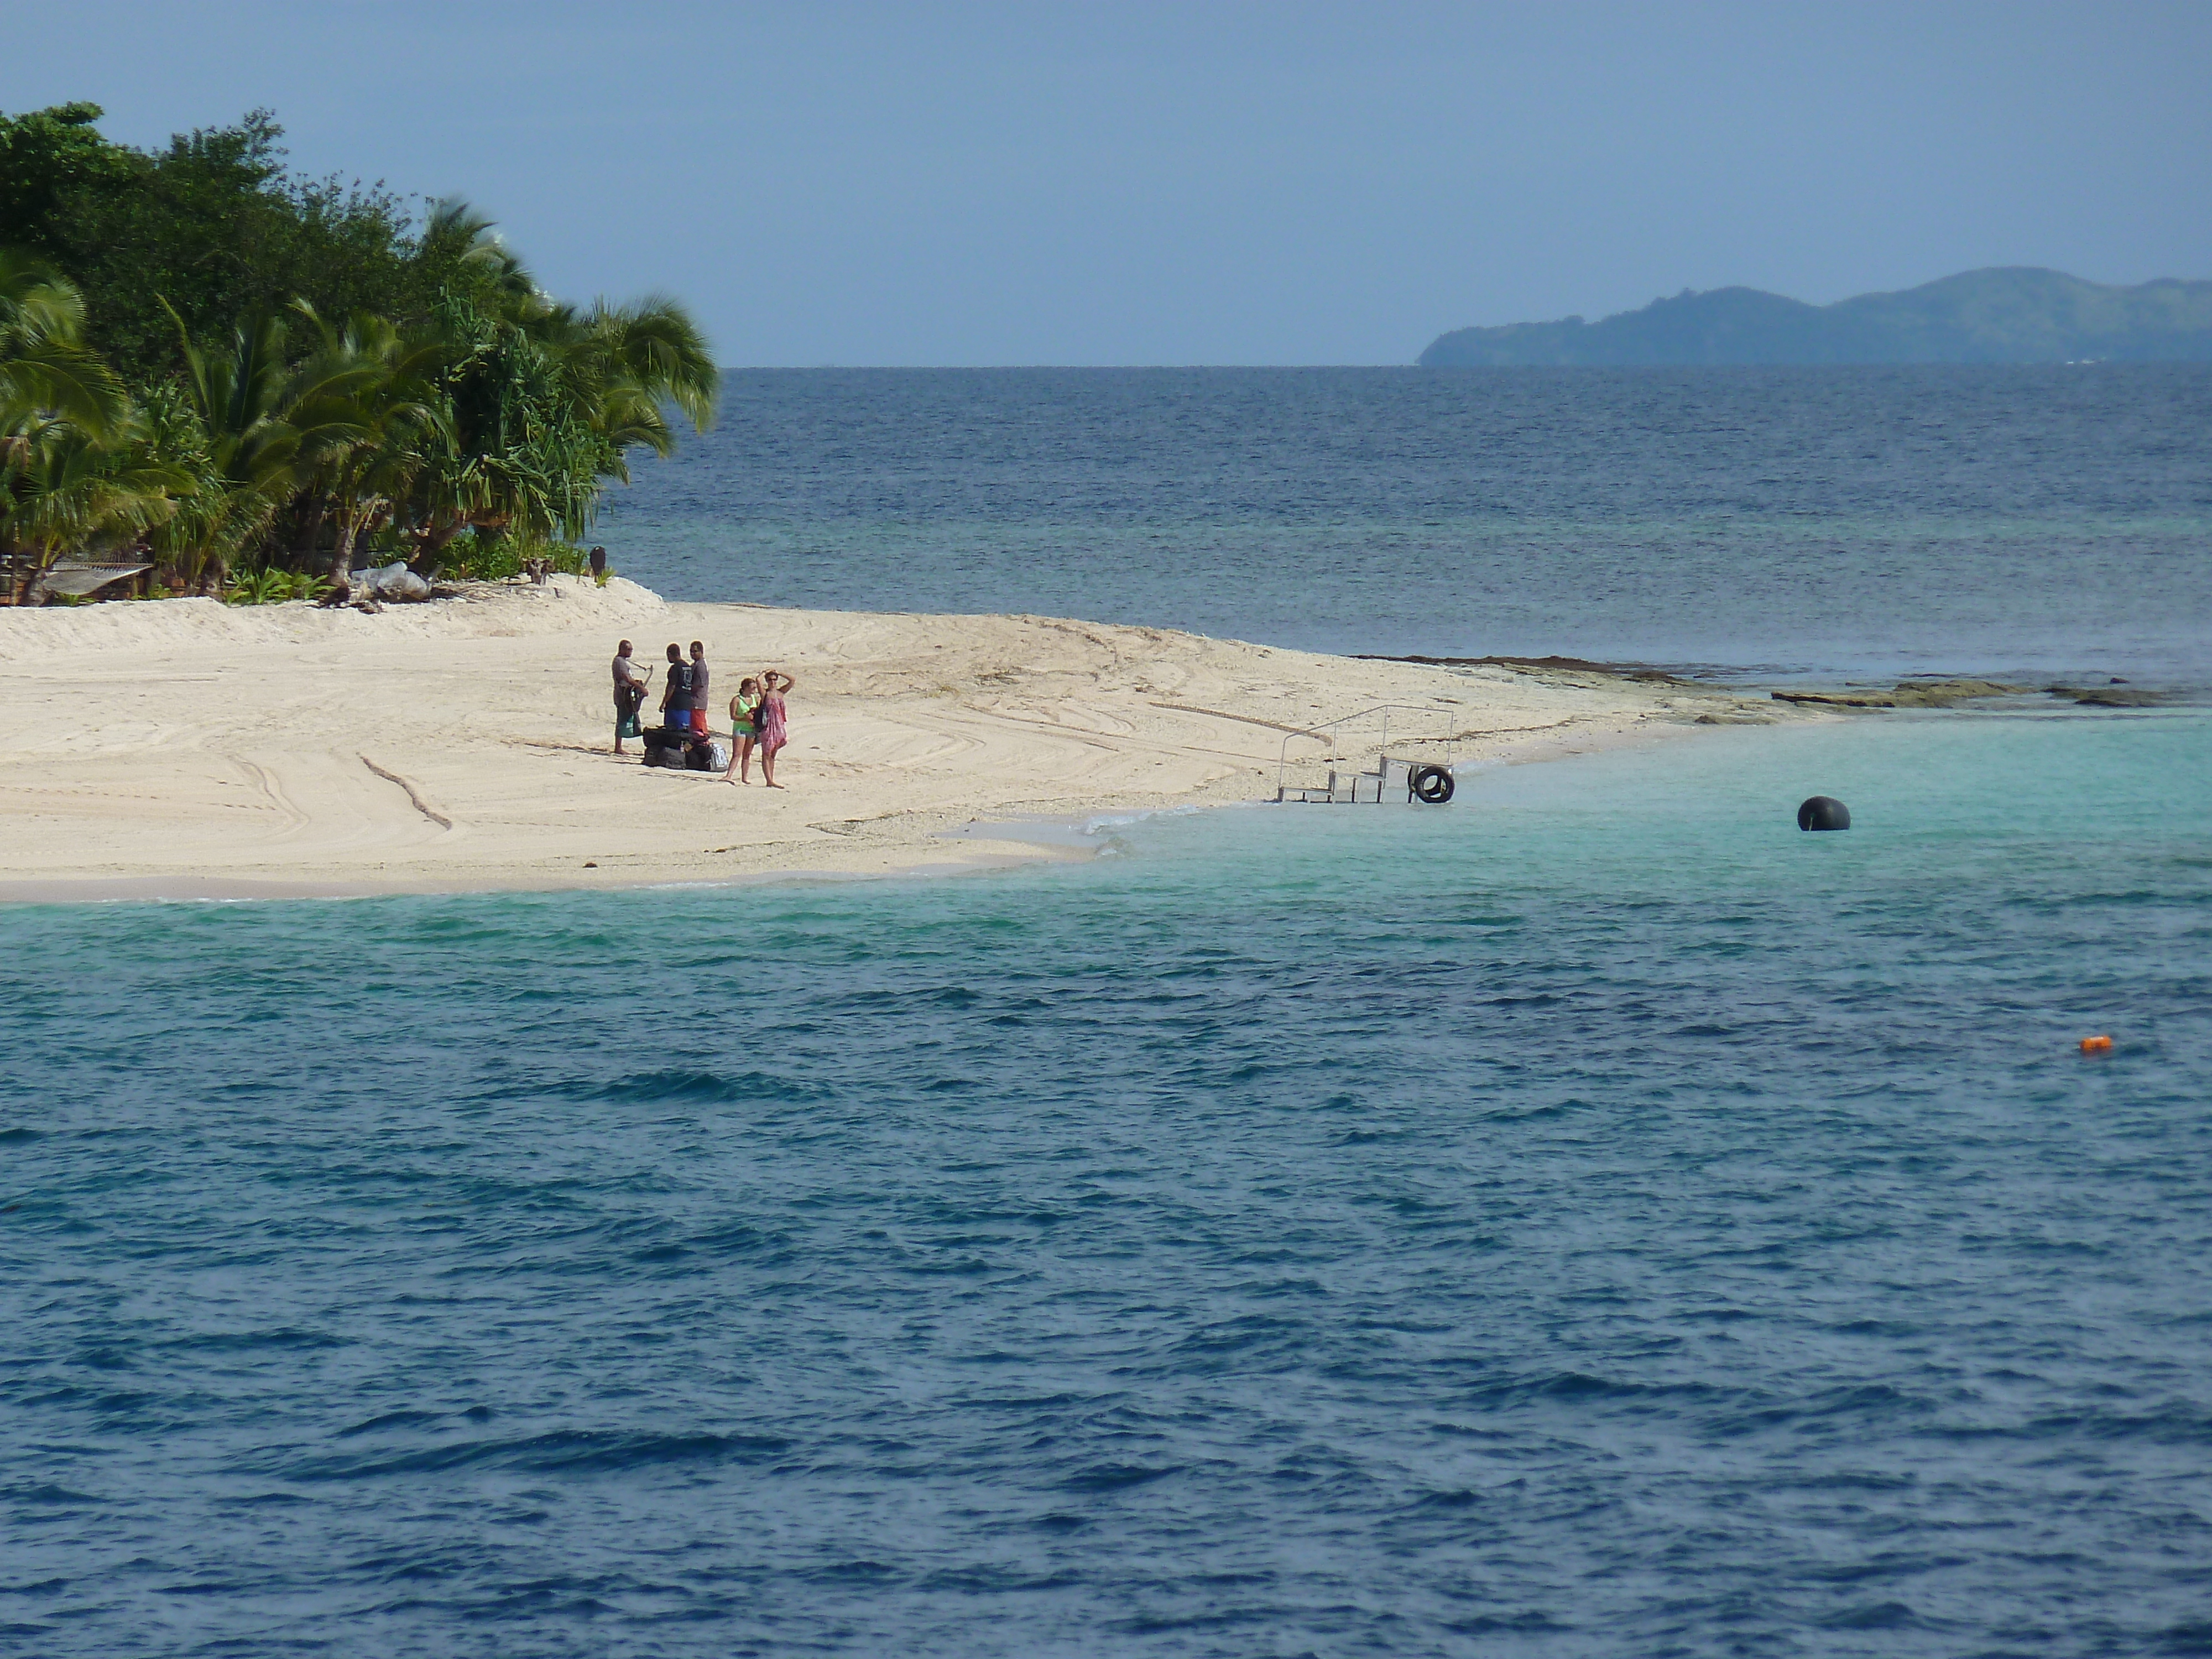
[1418,268,2212,366]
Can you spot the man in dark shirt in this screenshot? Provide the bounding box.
[688,641,712,737]
[659,643,692,734]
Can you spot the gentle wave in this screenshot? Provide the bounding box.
[2,711,2207,1654]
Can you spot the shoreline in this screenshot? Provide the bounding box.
[0,577,1808,907]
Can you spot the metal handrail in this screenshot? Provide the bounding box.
[1275,702,1460,799]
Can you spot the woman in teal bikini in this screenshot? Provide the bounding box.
[722,677,762,783]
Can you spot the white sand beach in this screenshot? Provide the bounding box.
[0,578,1785,901]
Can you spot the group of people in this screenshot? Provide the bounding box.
[611,639,794,787]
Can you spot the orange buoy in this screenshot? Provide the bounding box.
[2079,1034,2114,1053]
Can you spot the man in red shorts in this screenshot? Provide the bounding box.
[688,641,712,737]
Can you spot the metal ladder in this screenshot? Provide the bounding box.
[1272,705,1459,804]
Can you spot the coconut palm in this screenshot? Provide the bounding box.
[0,252,128,440]
[2,255,148,598]
[134,383,243,591]
[284,304,451,575]
[0,412,188,593]
[416,197,542,311]
[575,293,720,438]
[397,273,718,570]
[165,304,411,583]
[167,305,307,577]
[8,197,718,593]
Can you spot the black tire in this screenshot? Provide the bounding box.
[1410,764,1455,805]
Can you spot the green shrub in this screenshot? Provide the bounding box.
[226,569,289,605]
[223,569,330,605]
[446,536,523,581]
[444,536,592,581]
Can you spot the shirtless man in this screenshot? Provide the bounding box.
[611,640,649,755]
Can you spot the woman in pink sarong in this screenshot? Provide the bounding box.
[755,670,794,787]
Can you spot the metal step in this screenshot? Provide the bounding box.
[1275,768,1391,804]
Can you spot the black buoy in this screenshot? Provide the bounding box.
[1797,795,1850,832]
[1408,764,1455,805]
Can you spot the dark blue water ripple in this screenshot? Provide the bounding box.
[2,715,2209,1655]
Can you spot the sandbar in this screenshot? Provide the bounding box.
[0,578,1786,902]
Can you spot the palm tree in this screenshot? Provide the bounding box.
[401,272,718,570]
[0,412,187,593]
[578,293,720,435]
[2,254,145,599]
[417,197,541,310]
[166,306,307,583]
[0,251,128,440]
[284,304,450,575]
[8,202,719,597]
[164,304,408,583]
[134,383,234,592]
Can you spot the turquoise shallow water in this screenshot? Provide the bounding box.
[4,709,2209,1655]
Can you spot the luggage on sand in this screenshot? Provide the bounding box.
[640,727,727,772]
[641,726,687,768]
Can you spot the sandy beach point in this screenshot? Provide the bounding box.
[0,577,1786,901]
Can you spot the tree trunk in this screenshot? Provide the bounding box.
[410,514,467,574]
[331,507,358,580]
[289,495,328,572]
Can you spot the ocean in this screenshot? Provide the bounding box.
[5,369,2211,1656]
[601,366,2212,687]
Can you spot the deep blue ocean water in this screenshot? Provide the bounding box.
[7,371,2212,1655]
[599,367,2212,686]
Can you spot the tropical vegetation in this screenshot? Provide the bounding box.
[1,103,717,603]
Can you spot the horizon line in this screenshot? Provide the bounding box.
[708,361,2193,372]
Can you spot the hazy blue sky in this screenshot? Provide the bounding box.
[9,1,2210,365]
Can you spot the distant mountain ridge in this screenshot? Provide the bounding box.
[1418,268,2212,366]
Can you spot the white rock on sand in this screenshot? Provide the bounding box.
[0,577,1772,901]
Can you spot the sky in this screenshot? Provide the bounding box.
[8,1,2210,366]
